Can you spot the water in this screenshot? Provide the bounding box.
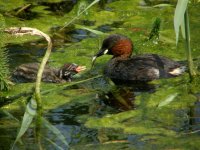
[1,0,200,149]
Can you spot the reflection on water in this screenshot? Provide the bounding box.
[1,0,200,149]
[188,95,200,133]
[97,82,155,111]
[98,87,135,111]
[45,105,98,149]
[98,80,156,110]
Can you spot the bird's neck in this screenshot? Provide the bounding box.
[112,54,131,60]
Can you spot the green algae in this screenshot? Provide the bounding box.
[0,0,200,149]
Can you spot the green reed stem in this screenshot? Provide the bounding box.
[184,9,196,79]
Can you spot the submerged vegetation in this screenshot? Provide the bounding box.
[0,15,10,91]
[0,0,200,149]
[0,46,10,91]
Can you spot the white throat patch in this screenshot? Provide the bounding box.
[103,49,109,55]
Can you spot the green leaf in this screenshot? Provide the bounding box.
[181,20,186,39]
[158,93,178,108]
[44,136,64,150]
[62,0,100,29]
[174,0,189,45]
[42,118,69,147]
[1,109,19,122]
[83,0,100,13]
[12,98,37,149]
[153,4,172,8]
[75,24,106,35]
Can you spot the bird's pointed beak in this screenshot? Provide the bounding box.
[91,56,97,68]
[91,49,108,68]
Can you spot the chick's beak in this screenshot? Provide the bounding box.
[75,66,86,73]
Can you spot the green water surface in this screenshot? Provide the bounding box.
[0,0,200,149]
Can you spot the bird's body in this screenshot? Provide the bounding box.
[92,34,185,82]
[12,63,86,83]
[104,53,184,81]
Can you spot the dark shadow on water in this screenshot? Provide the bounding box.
[188,94,200,133]
[112,79,157,92]
[97,79,157,111]
[5,42,49,69]
[45,103,98,146]
[50,25,98,43]
[96,24,113,33]
[12,4,40,20]
[47,104,89,125]
[38,0,77,16]
[5,0,77,20]
[98,87,135,111]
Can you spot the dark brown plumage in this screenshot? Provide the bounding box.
[12,63,86,83]
[92,34,185,82]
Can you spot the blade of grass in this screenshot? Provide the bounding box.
[1,109,19,122]
[158,93,178,108]
[42,117,69,148]
[43,136,64,150]
[12,98,37,149]
[174,0,188,45]
[60,0,100,30]
[75,24,106,35]
[5,27,53,147]
[184,9,196,78]
[153,4,172,8]
[41,75,102,95]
